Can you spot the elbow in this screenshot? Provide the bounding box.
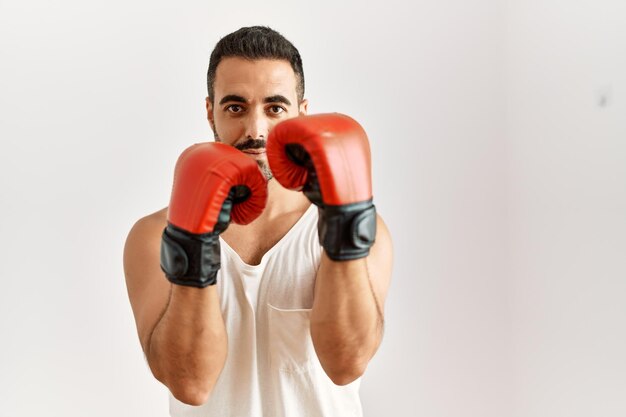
[312,336,374,386]
[152,364,222,406]
[148,364,216,405]
[323,361,367,386]
[146,341,227,406]
[168,379,215,406]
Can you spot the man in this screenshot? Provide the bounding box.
[123,26,393,416]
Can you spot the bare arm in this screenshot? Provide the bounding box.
[310,214,393,385]
[123,212,227,405]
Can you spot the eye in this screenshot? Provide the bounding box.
[226,104,244,114]
[268,105,286,115]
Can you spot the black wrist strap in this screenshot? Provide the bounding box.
[318,199,377,261]
[160,224,221,288]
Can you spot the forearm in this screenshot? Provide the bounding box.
[310,253,383,384]
[147,284,227,405]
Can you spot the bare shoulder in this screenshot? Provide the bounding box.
[123,207,168,274]
[123,207,170,352]
[367,213,393,309]
[375,213,392,246]
[373,213,393,264]
[130,207,168,235]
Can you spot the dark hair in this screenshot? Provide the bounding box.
[207,26,305,103]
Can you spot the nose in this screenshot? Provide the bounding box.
[244,108,269,140]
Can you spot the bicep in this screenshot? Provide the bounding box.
[123,216,172,353]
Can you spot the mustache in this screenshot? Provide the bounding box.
[235,138,266,152]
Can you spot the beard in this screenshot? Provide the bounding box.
[256,159,274,181]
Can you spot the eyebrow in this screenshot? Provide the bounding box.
[264,95,292,106]
[219,94,247,105]
[218,94,292,106]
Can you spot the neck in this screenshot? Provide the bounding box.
[261,178,310,219]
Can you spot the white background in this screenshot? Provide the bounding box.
[0,0,624,416]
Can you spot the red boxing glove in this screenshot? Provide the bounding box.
[161,142,267,287]
[267,113,376,260]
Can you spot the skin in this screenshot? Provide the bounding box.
[123,57,393,405]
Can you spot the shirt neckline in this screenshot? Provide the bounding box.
[220,203,316,271]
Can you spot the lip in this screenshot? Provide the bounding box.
[242,149,266,155]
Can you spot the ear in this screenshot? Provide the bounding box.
[206,97,216,131]
[298,98,309,116]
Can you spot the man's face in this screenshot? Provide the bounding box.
[206,57,308,180]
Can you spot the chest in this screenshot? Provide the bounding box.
[221,210,308,265]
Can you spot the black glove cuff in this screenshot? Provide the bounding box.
[160,224,221,288]
[318,199,377,261]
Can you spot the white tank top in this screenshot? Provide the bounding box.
[169,204,363,417]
